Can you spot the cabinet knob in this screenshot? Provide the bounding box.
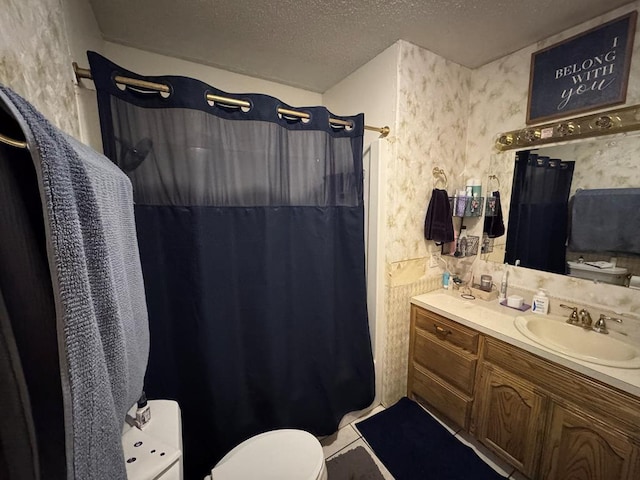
[434,324,452,336]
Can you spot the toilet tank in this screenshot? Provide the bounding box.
[567,261,629,286]
[122,400,183,480]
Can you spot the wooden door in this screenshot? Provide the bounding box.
[473,363,547,478]
[540,401,639,480]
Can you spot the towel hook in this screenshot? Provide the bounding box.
[488,174,500,190]
[432,167,447,189]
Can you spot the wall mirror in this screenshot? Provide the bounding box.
[486,131,640,290]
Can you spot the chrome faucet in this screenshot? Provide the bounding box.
[560,305,594,329]
[593,314,623,334]
[578,309,593,329]
[560,304,579,325]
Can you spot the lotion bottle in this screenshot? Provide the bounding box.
[532,289,549,315]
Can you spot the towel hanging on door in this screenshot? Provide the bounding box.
[424,188,454,244]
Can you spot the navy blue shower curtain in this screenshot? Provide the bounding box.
[88,52,375,478]
[505,150,575,274]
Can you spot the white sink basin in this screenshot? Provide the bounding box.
[514,315,640,368]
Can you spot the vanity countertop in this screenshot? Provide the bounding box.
[411,289,640,397]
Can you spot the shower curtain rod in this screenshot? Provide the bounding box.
[0,65,390,150]
[0,65,390,149]
[74,63,390,135]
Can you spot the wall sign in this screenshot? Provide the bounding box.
[527,11,637,125]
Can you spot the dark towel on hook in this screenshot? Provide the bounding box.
[484,190,505,238]
[424,188,454,244]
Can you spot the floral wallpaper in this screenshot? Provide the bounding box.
[0,0,80,138]
[468,2,640,315]
[541,136,640,196]
[382,4,640,404]
[386,41,471,266]
[381,41,472,404]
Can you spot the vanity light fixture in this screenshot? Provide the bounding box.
[522,128,541,142]
[495,103,640,151]
[556,122,577,136]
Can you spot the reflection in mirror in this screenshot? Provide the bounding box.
[487,133,640,290]
[503,151,574,275]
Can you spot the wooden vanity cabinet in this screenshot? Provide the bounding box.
[473,363,547,478]
[540,401,639,480]
[407,305,479,430]
[408,304,640,480]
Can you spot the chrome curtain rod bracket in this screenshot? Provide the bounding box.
[73,63,390,138]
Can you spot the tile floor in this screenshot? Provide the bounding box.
[320,401,522,479]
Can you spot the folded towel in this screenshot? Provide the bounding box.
[424,188,454,244]
[584,261,615,269]
[483,191,505,238]
[569,188,640,255]
[0,86,149,480]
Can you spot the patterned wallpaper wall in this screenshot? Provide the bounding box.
[381,41,472,405]
[0,0,80,138]
[382,4,640,404]
[468,1,640,315]
[386,41,471,266]
[382,275,442,405]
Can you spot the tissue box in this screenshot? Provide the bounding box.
[470,285,499,301]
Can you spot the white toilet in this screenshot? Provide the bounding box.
[205,429,327,480]
[122,400,326,480]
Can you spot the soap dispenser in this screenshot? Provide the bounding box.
[532,289,549,315]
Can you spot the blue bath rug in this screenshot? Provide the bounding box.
[356,397,508,480]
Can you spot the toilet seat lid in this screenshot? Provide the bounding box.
[211,429,324,480]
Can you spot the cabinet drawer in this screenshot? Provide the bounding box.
[410,364,472,430]
[414,306,479,354]
[414,331,477,394]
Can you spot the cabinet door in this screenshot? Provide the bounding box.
[540,402,638,480]
[473,363,547,478]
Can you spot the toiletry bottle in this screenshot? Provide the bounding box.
[459,226,468,257]
[532,289,549,315]
[498,267,508,302]
[465,179,474,198]
[135,391,151,429]
[451,228,459,255]
[456,189,467,216]
[443,271,450,289]
[466,179,482,198]
[453,190,459,216]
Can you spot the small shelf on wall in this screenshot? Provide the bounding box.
[442,234,480,258]
[449,196,485,217]
[481,234,495,254]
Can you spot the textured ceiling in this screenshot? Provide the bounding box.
[88,0,633,92]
